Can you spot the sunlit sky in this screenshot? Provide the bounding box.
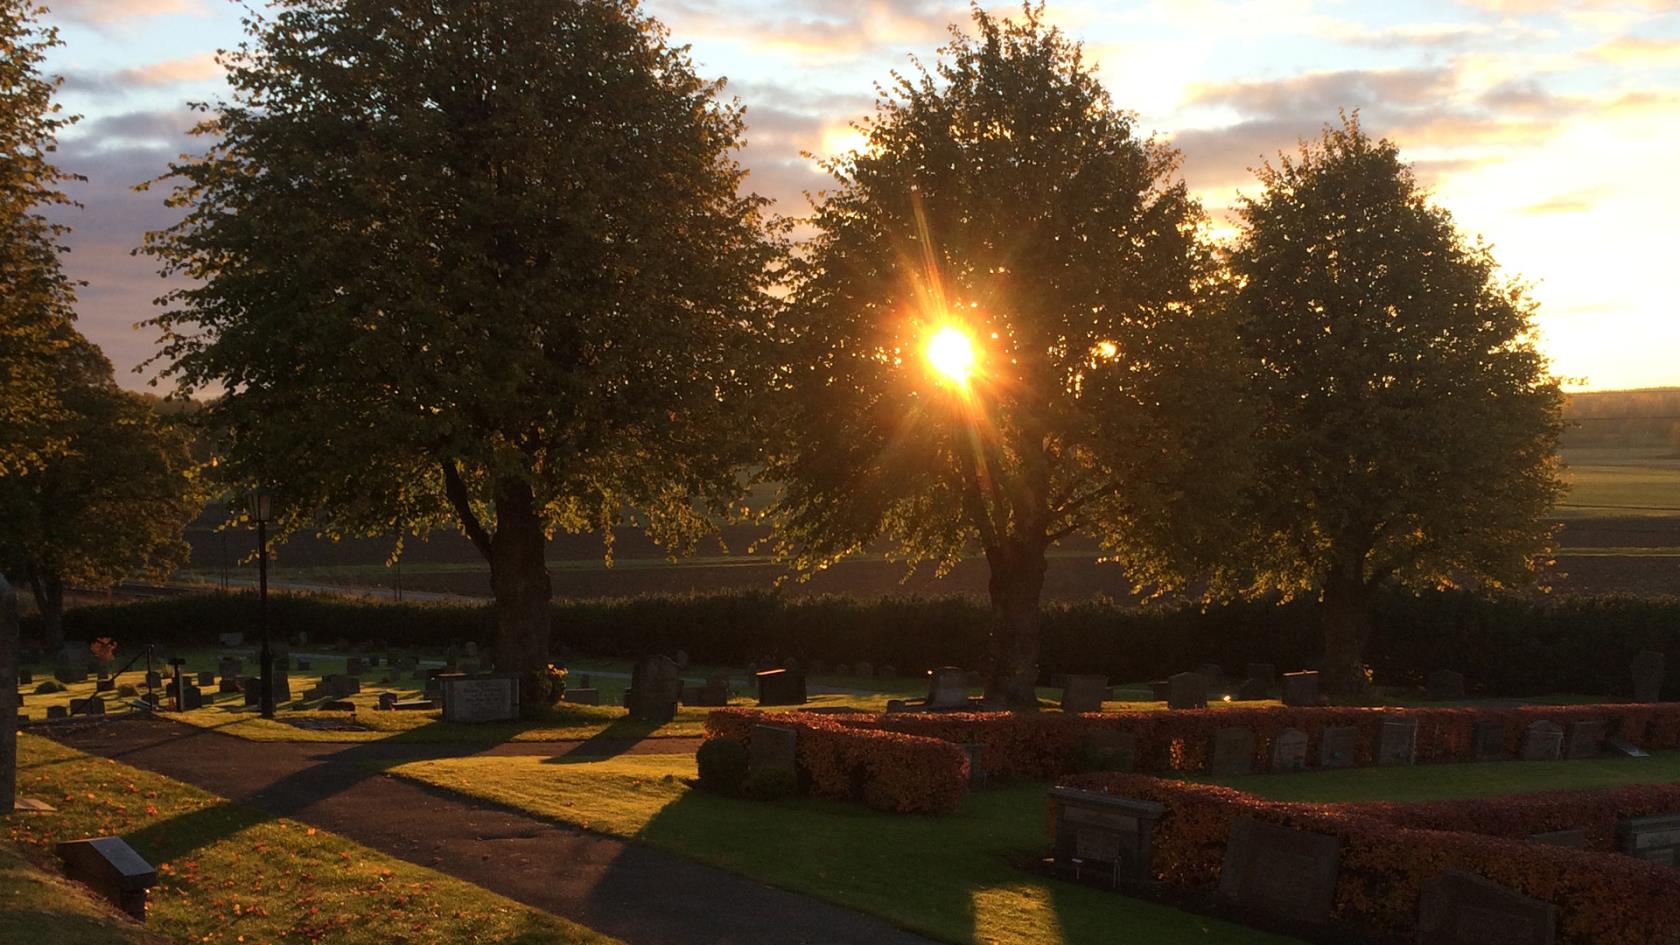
[39,0,1680,393]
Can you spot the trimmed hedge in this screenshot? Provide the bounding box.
[30,587,1680,699]
[713,703,1680,783]
[1057,773,1680,945]
[1347,784,1680,852]
[705,709,969,814]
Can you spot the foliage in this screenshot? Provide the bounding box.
[0,0,82,477]
[746,767,799,802]
[1058,772,1680,945]
[1224,115,1565,692]
[770,4,1242,704]
[31,679,62,694]
[694,737,749,794]
[139,0,782,680]
[525,663,569,706]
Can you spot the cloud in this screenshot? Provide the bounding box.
[62,54,223,95]
[661,0,961,62]
[1521,186,1610,215]
[47,0,204,25]
[1591,36,1680,65]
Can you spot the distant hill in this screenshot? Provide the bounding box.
[1563,387,1680,452]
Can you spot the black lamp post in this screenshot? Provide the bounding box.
[247,488,274,719]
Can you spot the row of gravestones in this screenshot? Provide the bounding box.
[1072,716,1628,778]
[1055,785,1680,944]
[1152,668,1323,709]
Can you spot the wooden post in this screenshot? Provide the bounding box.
[0,573,19,814]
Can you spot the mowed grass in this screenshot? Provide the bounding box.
[1205,750,1680,802]
[3,734,619,945]
[390,753,1303,945]
[0,841,165,945]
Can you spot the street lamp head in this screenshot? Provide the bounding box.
[247,487,273,524]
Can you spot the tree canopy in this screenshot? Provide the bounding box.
[1225,116,1564,694]
[769,5,1243,706]
[141,0,782,688]
[0,0,81,476]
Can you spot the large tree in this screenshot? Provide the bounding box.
[0,341,202,648]
[1226,116,1564,696]
[142,0,779,693]
[770,6,1243,707]
[0,0,80,476]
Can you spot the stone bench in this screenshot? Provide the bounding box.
[57,836,158,920]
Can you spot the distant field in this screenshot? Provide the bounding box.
[1558,446,1680,518]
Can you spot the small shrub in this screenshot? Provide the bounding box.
[748,767,799,801]
[695,738,750,794]
[523,663,568,706]
[117,684,138,698]
[33,680,65,695]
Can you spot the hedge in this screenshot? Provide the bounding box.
[713,703,1680,782]
[1347,784,1680,851]
[27,587,1680,698]
[1056,773,1680,945]
[705,709,969,814]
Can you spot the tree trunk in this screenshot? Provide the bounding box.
[0,573,19,813]
[487,477,552,702]
[1319,570,1374,698]
[28,569,63,651]
[983,538,1048,710]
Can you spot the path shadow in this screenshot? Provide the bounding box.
[539,714,668,763]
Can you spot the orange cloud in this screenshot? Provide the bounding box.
[48,0,203,24]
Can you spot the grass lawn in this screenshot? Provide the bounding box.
[0,841,165,945]
[388,753,1302,945]
[3,733,619,945]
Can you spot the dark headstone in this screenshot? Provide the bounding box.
[961,742,985,787]
[1520,721,1563,761]
[69,696,105,716]
[345,657,365,676]
[1245,663,1276,686]
[95,677,115,693]
[1166,672,1207,710]
[1148,680,1170,702]
[1618,812,1680,866]
[1060,674,1109,714]
[196,671,215,687]
[218,676,240,695]
[321,699,356,712]
[1217,816,1340,923]
[1377,715,1418,766]
[1473,720,1506,761]
[1564,720,1605,760]
[324,675,361,698]
[562,688,599,705]
[1632,650,1665,703]
[178,685,203,711]
[926,667,968,708]
[47,705,67,720]
[1208,728,1256,776]
[56,836,157,921]
[1319,725,1357,769]
[1234,678,1269,701]
[242,680,261,707]
[1416,869,1556,945]
[377,692,398,710]
[755,668,806,707]
[1050,787,1166,887]
[1428,669,1467,701]
[749,724,797,776]
[145,671,161,689]
[1281,671,1320,707]
[632,656,683,721]
[1271,728,1308,773]
[1194,663,1224,686]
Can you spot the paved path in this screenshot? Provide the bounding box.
[46,717,935,945]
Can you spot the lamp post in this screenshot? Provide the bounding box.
[247,488,274,719]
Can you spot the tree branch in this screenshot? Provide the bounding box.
[440,460,493,560]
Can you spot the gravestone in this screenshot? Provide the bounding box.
[1617,812,1680,866]
[1148,680,1170,702]
[927,667,969,708]
[1416,869,1556,945]
[631,656,682,721]
[56,836,157,921]
[178,684,203,711]
[438,673,521,723]
[1520,721,1564,761]
[1234,677,1269,701]
[1208,728,1256,776]
[242,680,261,707]
[321,699,356,712]
[1632,650,1665,703]
[1319,725,1357,769]
[1473,720,1506,761]
[1080,730,1137,772]
[961,743,985,787]
[1529,829,1586,848]
[46,705,67,720]
[1564,720,1605,760]
[1271,728,1309,773]
[217,656,241,677]
[69,696,105,716]
[562,688,599,706]
[1428,670,1467,701]
[1049,787,1166,887]
[346,657,365,676]
[295,657,311,671]
[1217,816,1341,924]
[680,682,729,707]
[1377,715,1418,766]
[1246,663,1276,686]
[1060,674,1109,714]
[53,660,87,684]
[377,692,398,710]
[323,675,361,698]
[755,668,806,707]
[1166,672,1207,710]
[95,677,115,693]
[749,724,797,776]
[218,676,240,695]
[1281,671,1320,707]
[17,669,31,685]
[196,671,215,687]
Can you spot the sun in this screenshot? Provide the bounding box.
[925,325,977,386]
